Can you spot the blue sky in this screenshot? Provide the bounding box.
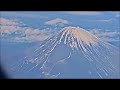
[1,11,119,28]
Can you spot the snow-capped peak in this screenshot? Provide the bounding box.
[58,26,99,48]
[13,26,119,78]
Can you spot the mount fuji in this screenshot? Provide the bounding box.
[11,26,119,78]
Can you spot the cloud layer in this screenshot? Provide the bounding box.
[1,17,119,44]
[0,18,53,43]
[90,29,120,42]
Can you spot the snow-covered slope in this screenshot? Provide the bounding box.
[11,26,119,78]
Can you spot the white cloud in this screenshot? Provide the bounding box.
[45,18,70,25]
[90,29,120,42]
[64,11,102,15]
[0,18,11,25]
[0,18,18,25]
[0,18,52,43]
[0,18,19,34]
[23,29,50,41]
[25,29,40,36]
[1,26,17,34]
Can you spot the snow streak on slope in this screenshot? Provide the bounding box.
[11,26,119,78]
